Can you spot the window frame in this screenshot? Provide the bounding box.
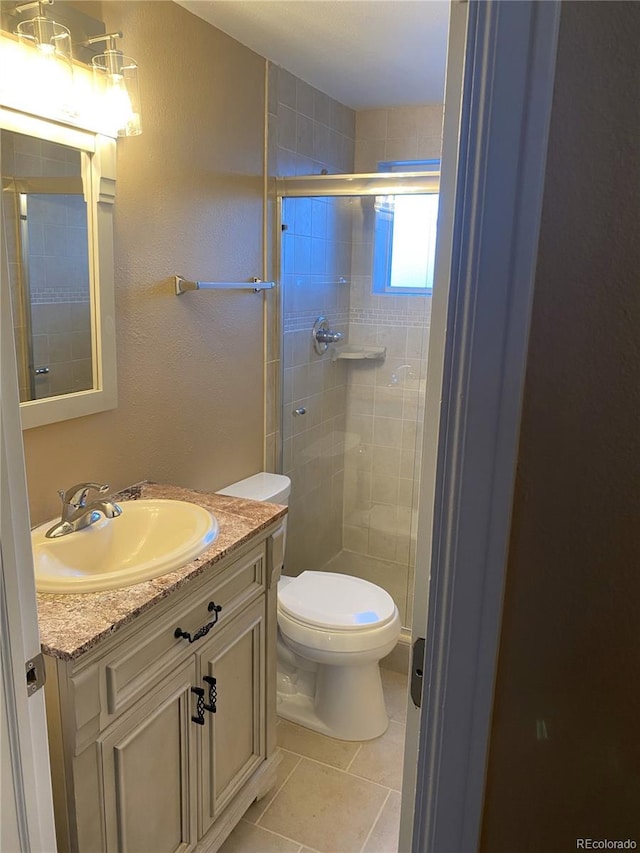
[372,159,441,297]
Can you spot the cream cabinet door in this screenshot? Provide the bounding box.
[197,598,266,837]
[100,660,199,853]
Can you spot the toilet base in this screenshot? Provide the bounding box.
[277,660,389,741]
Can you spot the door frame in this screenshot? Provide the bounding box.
[403,1,561,851]
[1,167,58,850]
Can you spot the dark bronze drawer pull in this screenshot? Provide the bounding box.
[191,686,205,725]
[174,601,222,644]
[202,676,217,713]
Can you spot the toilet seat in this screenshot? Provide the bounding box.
[279,571,396,630]
[277,572,401,655]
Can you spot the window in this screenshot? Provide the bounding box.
[372,159,440,296]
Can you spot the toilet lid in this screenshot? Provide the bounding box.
[278,571,396,630]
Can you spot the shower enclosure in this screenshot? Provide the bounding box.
[276,171,438,632]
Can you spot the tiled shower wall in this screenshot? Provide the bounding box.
[266,64,355,574]
[1,133,92,401]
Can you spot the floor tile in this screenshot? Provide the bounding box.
[258,757,388,852]
[276,719,362,770]
[348,721,405,791]
[244,749,301,824]
[381,668,408,724]
[219,819,302,852]
[363,790,401,853]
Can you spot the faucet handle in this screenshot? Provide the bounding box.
[60,482,109,508]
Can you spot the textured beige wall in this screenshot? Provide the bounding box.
[23,1,266,524]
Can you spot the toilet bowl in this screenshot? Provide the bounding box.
[217,472,401,741]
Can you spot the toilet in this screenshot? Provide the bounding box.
[217,472,401,741]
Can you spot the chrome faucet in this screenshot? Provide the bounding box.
[45,482,122,539]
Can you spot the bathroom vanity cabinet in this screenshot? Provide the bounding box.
[38,485,286,853]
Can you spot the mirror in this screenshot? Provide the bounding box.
[2,130,92,402]
[0,109,117,429]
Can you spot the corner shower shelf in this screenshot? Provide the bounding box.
[331,345,386,362]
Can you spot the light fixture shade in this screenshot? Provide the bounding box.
[92,50,142,137]
[15,16,75,116]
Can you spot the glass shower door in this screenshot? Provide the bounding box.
[278,173,437,631]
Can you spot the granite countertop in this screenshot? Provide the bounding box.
[36,482,287,662]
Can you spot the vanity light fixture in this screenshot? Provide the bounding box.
[13,0,75,115]
[86,32,142,137]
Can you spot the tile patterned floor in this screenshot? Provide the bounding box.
[220,668,408,853]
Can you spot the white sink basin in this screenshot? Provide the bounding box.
[32,499,219,594]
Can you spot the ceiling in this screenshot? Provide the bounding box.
[175,1,450,110]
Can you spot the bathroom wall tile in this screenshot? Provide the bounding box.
[377,325,408,358]
[72,359,92,392]
[395,537,410,569]
[264,432,277,473]
[347,413,374,446]
[45,302,72,334]
[313,91,332,127]
[343,524,369,554]
[354,139,386,173]
[49,363,73,395]
[258,758,388,853]
[387,106,420,139]
[312,122,330,162]
[371,475,400,507]
[373,417,403,448]
[385,137,419,162]
[278,104,297,151]
[48,332,72,364]
[296,79,315,118]
[266,362,279,436]
[397,478,414,508]
[401,420,418,452]
[406,325,426,360]
[399,449,415,480]
[367,528,398,563]
[277,146,298,178]
[415,104,444,139]
[356,109,388,141]
[350,384,375,415]
[402,389,420,422]
[278,67,298,109]
[296,113,314,158]
[417,135,443,159]
[373,387,403,419]
[70,331,91,362]
[267,63,279,115]
[32,334,49,365]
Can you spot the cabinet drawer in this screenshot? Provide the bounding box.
[99,543,265,719]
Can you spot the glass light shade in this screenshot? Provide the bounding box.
[15,17,75,116]
[92,50,142,137]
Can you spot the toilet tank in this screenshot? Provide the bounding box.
[216,472,290,505]
[216,472,291,555]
